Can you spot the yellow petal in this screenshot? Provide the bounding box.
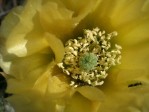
[39,0,101,41]
[0,7,22,38]
[142,0,149,12]
[77,86,105,101]
[44,32,65,63]
[63,86,104,112]
[0,54,11,74]
[39,1,74,40]
[0,6,27,57]
[109,0,149,26]
[120,43,149,70]
[98,86,149,112]
[60,0,101,20]
[65,92,93,112]
[9,53,53,81]
[33,63,69,96]
[117,19,149,47]
[24,15,49,56]
[6,78,33,94]
[91,0,149,32]
[0,0,42,57]
[116,69,148,87]
[7,91,55,112]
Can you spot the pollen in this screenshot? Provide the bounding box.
[57,27,122,87]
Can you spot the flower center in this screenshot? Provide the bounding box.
[79,53,98,72]
[57,27,122,87]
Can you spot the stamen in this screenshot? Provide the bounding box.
[57,27,122,87]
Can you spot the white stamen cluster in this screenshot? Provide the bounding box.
[58,27,122,87]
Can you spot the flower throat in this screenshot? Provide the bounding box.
[58,27,122,87]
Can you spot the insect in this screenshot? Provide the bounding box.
[128,82,142,87]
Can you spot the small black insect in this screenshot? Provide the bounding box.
[128,82,142,87]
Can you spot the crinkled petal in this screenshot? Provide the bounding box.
[24,15,49,56]
[0,54,11,74]
[38,1,74,40]
[44,33,65,63]
[33,63,69,95]
[5,53,53,94]
[9,53,53,81]
[63,86,104,112]
[0,0,42,57]
[60,0,101,20]
[39,0,101,41]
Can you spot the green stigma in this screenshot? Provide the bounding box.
[79,53,98,72]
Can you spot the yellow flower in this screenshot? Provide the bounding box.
[0,0,149,112]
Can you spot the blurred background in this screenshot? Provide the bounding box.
[0,0,25,111]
